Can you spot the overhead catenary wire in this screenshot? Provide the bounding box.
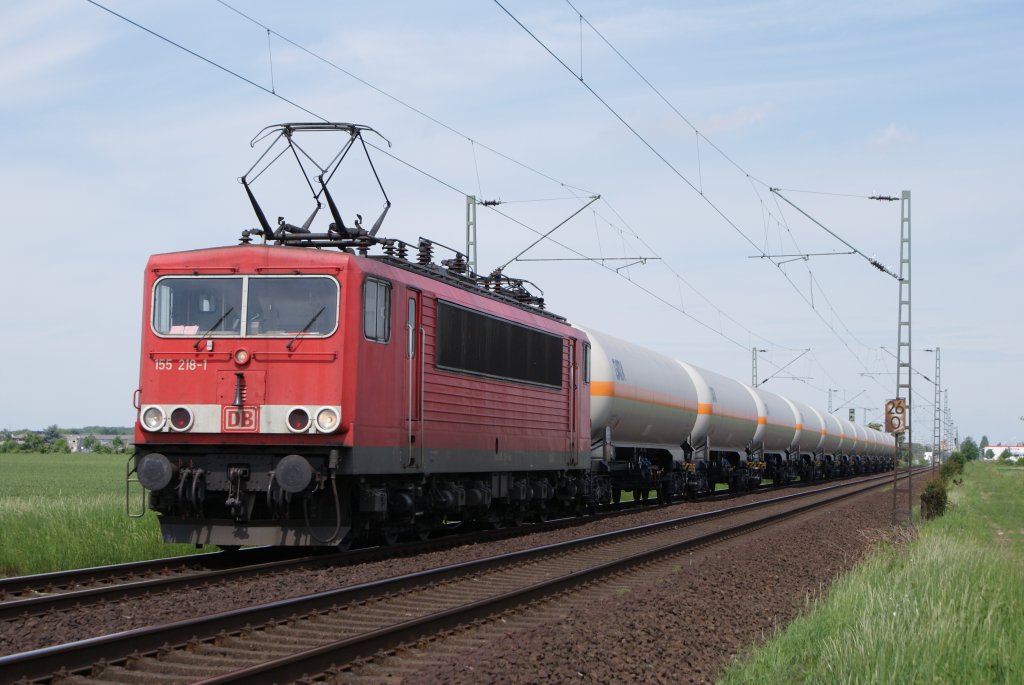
[214,0,881,391]
[213,0,597,198]
[210,0,822,368]
[496,0,898,403]
[87,0,881,401]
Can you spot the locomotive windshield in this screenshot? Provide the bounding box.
[153,275,338,338]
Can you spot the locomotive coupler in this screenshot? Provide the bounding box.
[225,466,249,521]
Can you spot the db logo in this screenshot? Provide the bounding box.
[223,406,259,432]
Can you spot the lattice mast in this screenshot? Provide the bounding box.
[932,347,942,468]
[892,190,913,525]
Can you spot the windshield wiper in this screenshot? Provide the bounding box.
[286,306,326,351]
[193,307,235,351]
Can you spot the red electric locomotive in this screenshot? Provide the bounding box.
[131,124,593,548]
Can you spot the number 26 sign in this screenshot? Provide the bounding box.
[885,398,906,434]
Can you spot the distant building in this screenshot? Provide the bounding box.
[65,434,129,452]
[984,444,1023,461]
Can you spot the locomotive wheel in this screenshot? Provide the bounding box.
[511,507,527,527]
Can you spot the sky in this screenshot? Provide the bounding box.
[1,0,1021,444]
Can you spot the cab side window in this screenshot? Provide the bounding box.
[363,278,392,342]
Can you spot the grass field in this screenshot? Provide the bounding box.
[0,452,212,577]
[719,461,1024,684]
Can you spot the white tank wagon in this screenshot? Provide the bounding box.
[582,327,895,501]
[751,387,802,484]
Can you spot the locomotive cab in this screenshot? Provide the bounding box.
[132,245,354,546]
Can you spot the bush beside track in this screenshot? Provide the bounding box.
[719,461,1024,684]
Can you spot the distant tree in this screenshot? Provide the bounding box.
[959,437,980,461]
[81,435,99,452]
[985,448,995,459]
[47,438,70,454]
[998,448,1012,461]
[980,435,990,451]
[111,436,126,453]
[42,424,63,444]
[22,433,44,453]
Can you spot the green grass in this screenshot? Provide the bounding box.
[0,453,212,577]
[719,462,1024,684]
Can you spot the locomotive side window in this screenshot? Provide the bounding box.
[436,301,563,388]
[583,342,591,383]
[153,277,242,336]
[153,275,337,338]
[246,276,338,336]
[363,277,392,343]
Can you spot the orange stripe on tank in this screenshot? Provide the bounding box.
[590,380,696,413]
[795,423,802,430]
[757,416,766,425]
[697,403,714,415]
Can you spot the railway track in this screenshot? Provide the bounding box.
[0,469,919,684]
[0,471,892,623]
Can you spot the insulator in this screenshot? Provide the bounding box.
[397,242,408,260]
[417,239,433,265]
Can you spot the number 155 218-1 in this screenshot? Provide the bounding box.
[154,359,208,371]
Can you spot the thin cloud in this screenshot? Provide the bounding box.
[697,103,774,136]
[0,1,106,106]
[870,122,914,146]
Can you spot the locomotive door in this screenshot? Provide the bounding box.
[568,337,579,466]
[405,289,423,469]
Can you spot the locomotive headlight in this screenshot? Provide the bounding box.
[315,407,340,433]
[141,406,166,431]
[169,407,194,432]
[287,407,311,433]
[233,348,251,366]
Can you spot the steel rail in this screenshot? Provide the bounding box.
[201,468,920,684]
[0,469,917,683]
[0,471,883,621]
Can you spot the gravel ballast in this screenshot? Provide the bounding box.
[0,474,920,684]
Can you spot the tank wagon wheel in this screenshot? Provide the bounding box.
[611,487,621,505]
[658,486,672,506]
[536,506,549,523]
[380,528,401,546]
